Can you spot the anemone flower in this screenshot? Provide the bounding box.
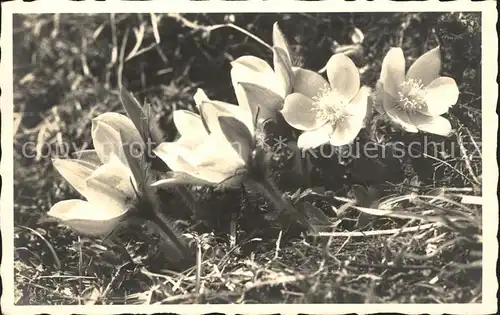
[230,22,294,104]
[153,86,311,230]
[280,53,370,149]
[231,22,353,126]
[373,46,459,136]
[48,113,143,237]
[153,87,257,188]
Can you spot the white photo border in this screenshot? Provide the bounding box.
[1,1,497,314]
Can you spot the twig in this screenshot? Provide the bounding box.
[244,274,307,291]
[126,22,146,61]
[80,36,91,77]
[50,13,60,38]
[165,13,272,51]
[404,236,472,260]
[17,225,61,270]
[126,42,157,62]
[229,214,237,248]
[101,262,130,298]
[459,195,482,205]
[273,230,283,260]
[345,261,440,272]
[195,239,202,294]
[117,27,130,90]
[150,13,161,44]
[465,127,482,159]
[335,236,351,255]
[421,152,474,183]
[37,275,96,280]
[417,194,474,213]
[455,129,481,185]
[109,13,118,65]
[210,23,273,51]
[20,282,84,301]
[314,223,437,238]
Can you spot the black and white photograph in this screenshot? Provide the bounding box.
[1,1,498,314]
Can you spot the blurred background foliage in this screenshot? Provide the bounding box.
[12,12,482,304]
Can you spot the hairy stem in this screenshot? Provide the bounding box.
[174,186,202,218]
[245,177,310,230]
[148,207,192,264]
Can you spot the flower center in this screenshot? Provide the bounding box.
[312,85,349,124]
[397,78,426,113]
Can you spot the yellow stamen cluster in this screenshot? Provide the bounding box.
[397,78,426,113]
[312,84,349,123]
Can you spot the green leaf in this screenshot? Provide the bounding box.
[120,133,148,194]
[119,87,163,145]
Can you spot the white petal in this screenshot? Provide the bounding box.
[155,142,185,172]
[85,157,135,209]
[176,134,207,151]
[421,77,459,116]
[346,86,370,119]
[230,62,274,92]
[155,134,208,168]
[406,46,441,87]
[190,167,238,184]
[231,55,274,75]
[231,55,280,89]
[172,110,207,137]
[232,79,255,120]
[91,121,125,165]
[273,46,294,97]
[152,172,215,188]
[380,47,405,97]
[71,149,101,167]
[48,199,124,221]
[193,88,209,108]
[293,68,329,99]
[154,141,200,173]
[408,112,453,136]
[199,100,254,137]
[48,199,125,236]
[52,159,98,197]
[326,53,360,101]
[48,199,91,221]
[190,133,245,170]
[382,92,418,133]
[92,112,142,144]
[281,93,325,131]
[330,115,364,146]
[297,124,333,150]
[181,147,242,184]
[155,140,236,185]
[273,22,291,61]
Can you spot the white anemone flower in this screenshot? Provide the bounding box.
[280,53,370,149]
[231,22,352,126]
[230,23,293,100]
[153,86,258,188]
[153,88,311,230]
[373,46,459,136]
[48,113,143,237]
